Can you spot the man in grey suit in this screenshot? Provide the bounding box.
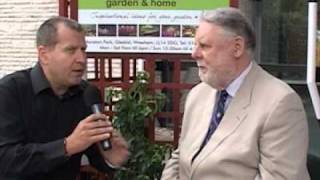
[161,7,310,180]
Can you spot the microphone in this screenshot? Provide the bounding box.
[83,85,112,150]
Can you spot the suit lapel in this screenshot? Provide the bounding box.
[191,63,260,175]
[187,87,218,162]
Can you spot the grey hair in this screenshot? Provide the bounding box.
[200,7,256,52]
[36,16,84,47]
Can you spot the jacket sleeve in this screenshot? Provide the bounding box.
[84,145,115,174]
[161,147,180,179]
[160,84,203,180]
[257,92,310,180]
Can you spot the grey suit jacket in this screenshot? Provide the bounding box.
[161,63,310,180]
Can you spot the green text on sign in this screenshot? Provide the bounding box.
[79,0,230,10]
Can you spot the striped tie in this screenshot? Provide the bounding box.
[202,90,229,146]
[191,90,229,163]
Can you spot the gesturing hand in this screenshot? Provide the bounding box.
[99,130,129,167]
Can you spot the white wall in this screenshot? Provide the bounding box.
[0,0,58,78]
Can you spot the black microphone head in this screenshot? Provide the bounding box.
[83,85,102,106]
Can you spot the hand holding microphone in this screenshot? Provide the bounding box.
[64,85,112,156]
[64,113,112,156]
[84,85,129,166]
[83,85,112,150]
[64,85,128,166]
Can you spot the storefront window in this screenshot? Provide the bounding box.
[243,0,308,82]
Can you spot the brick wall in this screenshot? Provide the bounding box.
[0,0,58,78]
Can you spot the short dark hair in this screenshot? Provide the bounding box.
[36,16,84,47]
[201,7,256,52]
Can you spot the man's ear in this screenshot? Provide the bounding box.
[37,45,50,65]
[233,36,245,58]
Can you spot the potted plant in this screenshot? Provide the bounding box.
[105,71,172,180]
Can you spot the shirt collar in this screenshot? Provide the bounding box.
[30,63,51,94]
[225,61,252,97]
[30,63,86,98]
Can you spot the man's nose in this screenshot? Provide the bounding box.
[75,49,87,63]
[191,46,201,60]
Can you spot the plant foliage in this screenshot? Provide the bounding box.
[105,71,172,180]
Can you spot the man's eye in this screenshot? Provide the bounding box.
[81,47,87,52]
[64,47,76,54]
[199,43,206,49]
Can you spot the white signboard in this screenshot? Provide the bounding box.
[78,0,229,53]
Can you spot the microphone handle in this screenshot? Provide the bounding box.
[92,104,112,150]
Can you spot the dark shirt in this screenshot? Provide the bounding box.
[0,64,112,180]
